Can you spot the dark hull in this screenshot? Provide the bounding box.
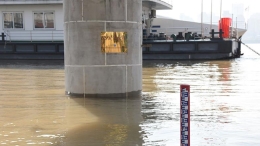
[142,39,241,60]
[0,39,241,60]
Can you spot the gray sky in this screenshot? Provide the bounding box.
[158,0,257,21]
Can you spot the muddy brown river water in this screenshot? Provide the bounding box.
[0,44,260,146]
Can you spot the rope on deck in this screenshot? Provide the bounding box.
[241,41,260,56]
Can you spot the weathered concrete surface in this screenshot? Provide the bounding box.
[64,0,142,97]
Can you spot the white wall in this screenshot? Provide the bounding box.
[0,4,63,31]
[0,4,63,41]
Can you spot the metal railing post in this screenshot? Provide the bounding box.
[201,0,204,40]
[8,31,11,42]
[30,31,32,42]
[236,17,238,39]
[231,14,233,38]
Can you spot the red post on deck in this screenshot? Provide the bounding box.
[180,85,190,146]
[219,18,232,38]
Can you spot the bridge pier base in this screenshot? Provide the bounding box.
[64,0,142,97]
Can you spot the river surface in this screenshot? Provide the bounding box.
[0,44,260,146]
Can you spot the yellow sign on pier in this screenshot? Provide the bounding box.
[101,32,127,53]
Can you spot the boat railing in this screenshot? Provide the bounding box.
[3,30,64,42]
[144,21,247,41]
[144,27,210,41]
[149,27,205,34]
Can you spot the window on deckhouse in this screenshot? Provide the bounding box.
[3,12,23,29]
[34,12,54,29]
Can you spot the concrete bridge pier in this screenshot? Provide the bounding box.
[64,0,142,97]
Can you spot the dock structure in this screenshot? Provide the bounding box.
[63,0,142,97]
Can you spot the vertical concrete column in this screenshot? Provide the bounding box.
[64,0,142,97]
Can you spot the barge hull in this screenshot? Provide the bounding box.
[142,39,241,60]
[0,40,241,60]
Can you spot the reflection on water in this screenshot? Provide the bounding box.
[0,44,260,145]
